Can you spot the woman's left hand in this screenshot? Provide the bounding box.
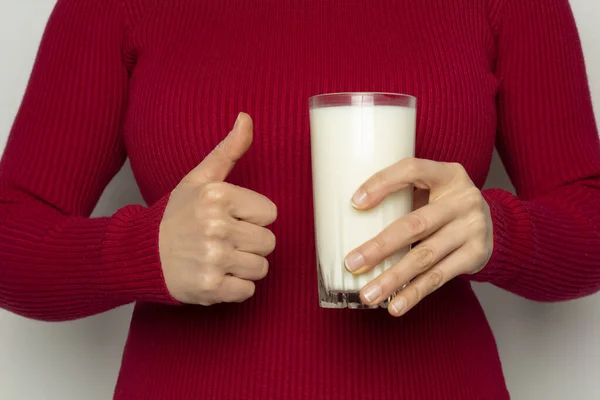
[344,158,494,317]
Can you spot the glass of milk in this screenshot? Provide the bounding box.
[309,92,417,309]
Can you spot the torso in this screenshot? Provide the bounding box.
[115,1,508,398]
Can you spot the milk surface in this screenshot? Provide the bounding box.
[310,105,416,293]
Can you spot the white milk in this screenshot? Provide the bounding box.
[310,104,416,298]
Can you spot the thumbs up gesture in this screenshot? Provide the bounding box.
[159,113,277,305]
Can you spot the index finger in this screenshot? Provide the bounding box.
[226,184,278,227]
[344,199,458,275]
[351,158,453,210]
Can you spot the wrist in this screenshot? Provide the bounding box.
[102,194,180,305]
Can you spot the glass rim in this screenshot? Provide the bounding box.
[309,92,416,109]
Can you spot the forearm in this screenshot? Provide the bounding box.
[0,197,175,321]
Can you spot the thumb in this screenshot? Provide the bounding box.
[187,112,253,183]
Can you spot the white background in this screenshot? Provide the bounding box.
[0,1,599,399]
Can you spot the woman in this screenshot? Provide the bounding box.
[1,0,599,398]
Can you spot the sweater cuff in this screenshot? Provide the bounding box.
[102,194,179,305]
[467,188,533,285]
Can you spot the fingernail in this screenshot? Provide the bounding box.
[390,297,406,316]
[351,189,368,208]
[234,113,242,128]
[345,252,365,272]
[362,285,382,304]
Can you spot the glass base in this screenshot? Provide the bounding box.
[319,290,393,309]
[317,266,397,309]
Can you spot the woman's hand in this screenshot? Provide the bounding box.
[344,158,493,317]
[159,113,277,306]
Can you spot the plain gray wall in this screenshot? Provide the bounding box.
[0,1,599,399]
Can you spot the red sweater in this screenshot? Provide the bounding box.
[1,0,599,398]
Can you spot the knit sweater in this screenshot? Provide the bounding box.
[1,0,599,399]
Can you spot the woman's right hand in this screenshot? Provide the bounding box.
[159,113,277,305]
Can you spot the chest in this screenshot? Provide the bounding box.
[122,0,500,203]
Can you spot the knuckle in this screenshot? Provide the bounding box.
[197,271,224,293]
[468,213,487,234]
[426,268,445,290]
[405,157,418,170]
[405,213,428,236]
[200,182,228,204]
[371,234,389,254]
[201,218,229,239]
[403,158,419,179]
[411,246,436,272]
[470,241,490,262]
[386,267,405,288]
[409,283,423,304]
[371,171,386,189]
[204,242,228,265]
[448,162,466,176]
[465,188,484,208]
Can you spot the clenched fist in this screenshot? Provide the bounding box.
[159,113,277,305]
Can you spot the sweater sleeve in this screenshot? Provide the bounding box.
[470,0,600,301]
[0,0,176,322]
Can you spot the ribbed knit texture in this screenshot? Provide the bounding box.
[0,0,599,399]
